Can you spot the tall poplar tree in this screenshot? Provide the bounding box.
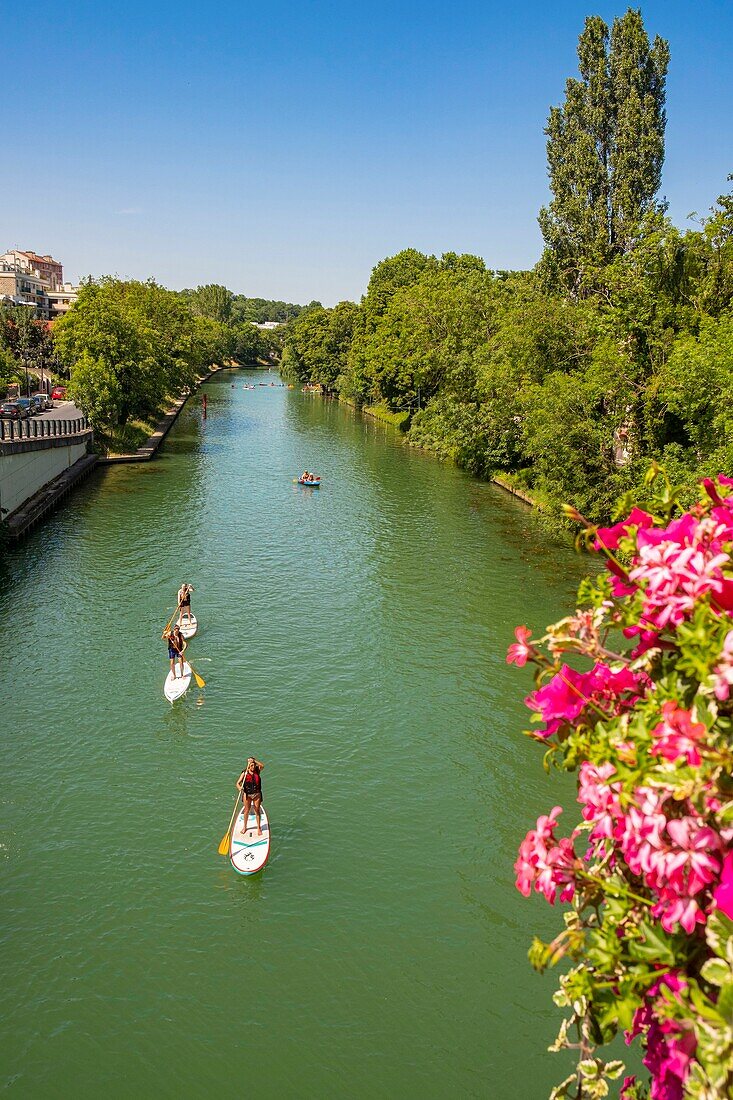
[538,8,669,292]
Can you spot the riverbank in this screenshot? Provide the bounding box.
[98,365,224,465]
[336,393,545,513]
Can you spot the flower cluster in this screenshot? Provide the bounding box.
[509,473,733,1100]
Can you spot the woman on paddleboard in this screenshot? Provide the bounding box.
[236,758,265,836]
[177,583,194,626]
[163,624,187,678]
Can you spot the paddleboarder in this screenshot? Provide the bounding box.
[163,623,187,679]
[177,582,194,626]
[236,758,265,836]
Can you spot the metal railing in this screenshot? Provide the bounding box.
[0,415,90,443]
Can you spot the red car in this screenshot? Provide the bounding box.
[51,386,67,401]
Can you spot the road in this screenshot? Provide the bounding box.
[35,401,84,421]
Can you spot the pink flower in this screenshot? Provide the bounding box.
[525,665,588,737]
[525,662,645,738]
[595,507,654,552]
[713,851,733,919]
[628,516,731,630]
[712,629,733,700]
[626,975,695,1100]
[514,807,578,904]
[577,761,622,841]
[618,792,723,933]
[507,625,533,667]
[651,702,707,767]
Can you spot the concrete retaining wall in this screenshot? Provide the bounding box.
[0,441,89,517]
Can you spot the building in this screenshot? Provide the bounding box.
[1,250,63,290]
[0,264,52,319]
[0,250,78,321]
[45,283,79,319]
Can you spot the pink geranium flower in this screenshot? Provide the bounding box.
[651,702,707,767]
[713,851,733,919]
[595,507,654,552]
[629,515,730,631]
[514,807,579,904]
[507,625,533,667]
[712,630,733,700]
[525,662,645,738]
[577,761,622,841]
[626,974,695,1100]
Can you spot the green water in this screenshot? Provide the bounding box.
[0,371,586,1098]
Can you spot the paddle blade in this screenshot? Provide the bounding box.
[193,669,206,688]
[218,832,231,856]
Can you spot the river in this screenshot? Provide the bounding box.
[0,370,587,1098]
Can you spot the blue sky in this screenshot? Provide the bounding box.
[3,1,732,305]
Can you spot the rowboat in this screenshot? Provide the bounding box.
[230,804,271,874]
[298,478,321,487]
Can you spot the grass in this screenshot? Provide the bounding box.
[95,412,163,456]
[362,403,411,431]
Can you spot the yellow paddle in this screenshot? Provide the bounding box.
[218,794,241,855]
[163,597,183,635]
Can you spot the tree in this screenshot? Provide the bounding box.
[187,284,233,324]
[539,9,669,292]
[54,278,219,427]
[281,301,359,389]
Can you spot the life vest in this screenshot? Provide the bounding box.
[242,768,261,797]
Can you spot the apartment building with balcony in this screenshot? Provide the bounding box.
[1,249,64,290]
[0,264,53,319]
[0,249,78,321]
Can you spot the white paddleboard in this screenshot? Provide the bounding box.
[164,661,192,702]
[230,804,270,875]
[179,614,198,639]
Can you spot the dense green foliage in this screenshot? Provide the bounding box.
[0,306,56,395]
[181,285,318,325]
[54,279,228,428]
[282,9,733,525]
[53,275,305,428]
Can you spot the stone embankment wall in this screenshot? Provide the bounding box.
[0,429,93,518]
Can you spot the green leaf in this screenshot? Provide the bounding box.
[549,1074,576,1100]
[706,912,733,958]
[627,922,676,967]
[700,958,730,987]
[604,1060,625,1080]
[579,1058,599,1079]
[717,979,733,1022]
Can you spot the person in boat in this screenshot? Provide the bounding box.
[236,757,265,836]
[163,624,187,679]
[177,583,194,625]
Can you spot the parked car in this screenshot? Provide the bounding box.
[0,401,25,419]
[32,392,52,412]
[29,395,46,415]
[51,385,67,401]
[15,398,35,417]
